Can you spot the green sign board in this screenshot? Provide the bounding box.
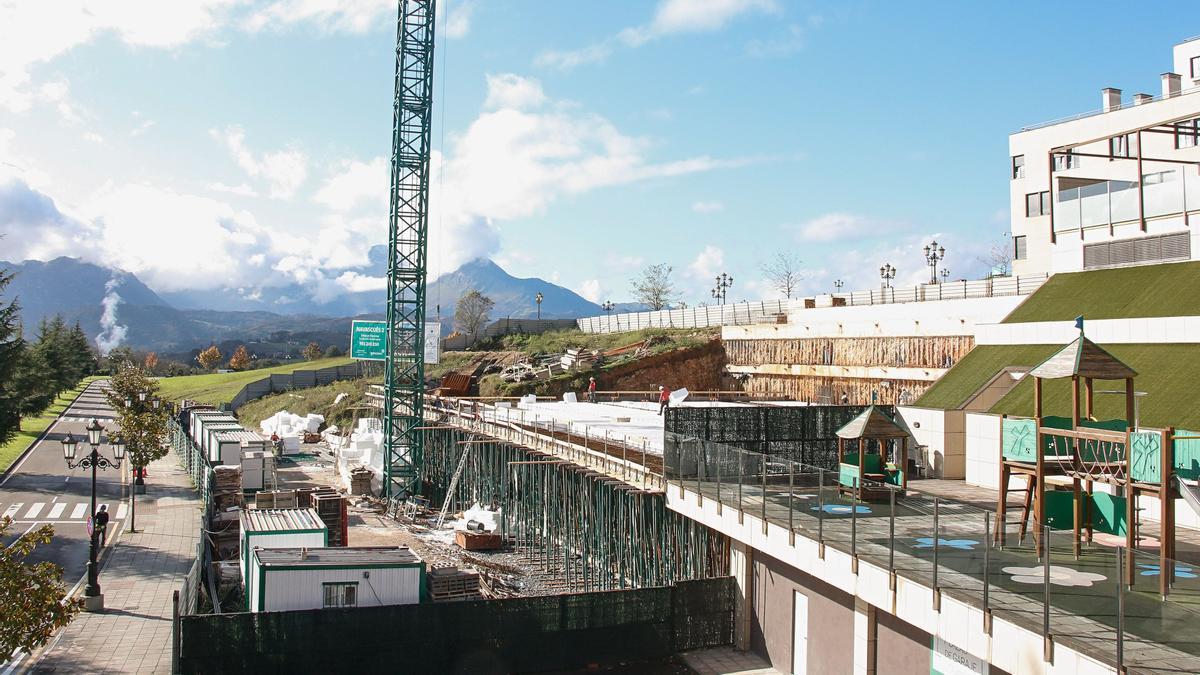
[350,320,387,361]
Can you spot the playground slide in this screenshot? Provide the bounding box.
[1176,477,1200,516]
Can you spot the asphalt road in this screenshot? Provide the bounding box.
[0,381,128,585]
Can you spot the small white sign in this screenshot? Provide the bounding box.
[931,637,988,675]
[424,322,441,365]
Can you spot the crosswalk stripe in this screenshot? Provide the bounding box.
[24,503,44,519]
[47,503,66,519]
[115,503,128,520]
[2,504,22,519]
[70,503,86,520]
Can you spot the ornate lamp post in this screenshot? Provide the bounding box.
[940,268,951,283]
[601,301,614,314]
[122,390,160,532]
[711,273,733,305]
[879,264,896,289]
[833,279,844,293]
[63,419,124,611]
[535,292,543,320]
[924,240,946,284]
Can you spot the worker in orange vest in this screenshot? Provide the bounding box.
[587,377,597,404]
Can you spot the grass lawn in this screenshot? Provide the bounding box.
[157,357,356,405]
[916,344,1059,410]
[0,376,105,472]
[1002,260,1200,323]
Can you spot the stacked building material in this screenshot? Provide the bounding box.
[350,467,374,496]
[427,565,482,602]
[210,508,242,560]
[212,466,244,511]
[313,492,348,547]
[454,530,503,551]
[254,489,298,509]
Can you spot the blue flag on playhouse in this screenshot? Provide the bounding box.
[1075,315,1084,332]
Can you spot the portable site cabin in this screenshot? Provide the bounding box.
[241,450,275,492]
[202,421,245,463]
[190,410,238,451]
[248,546,426,613]
[210,429,270,467]
[241,508,328,606]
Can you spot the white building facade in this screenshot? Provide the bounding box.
[1011,37,1200,276]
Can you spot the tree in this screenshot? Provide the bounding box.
[0,520,82,660]
[978,236,1014,278]
[104,363,169,478]
[325,345,343,357]
[228,345,251,371]
[197,345,222,371]
[143,351,159,372]
[65,322,96,380]
[454,289,494,337]
[761,252,804,299]
[302,342,323,361]
[0,266,26,445]
[11,346,55,421]
[630,263,676,311]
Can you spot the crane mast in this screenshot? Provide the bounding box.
[383,0,436,498]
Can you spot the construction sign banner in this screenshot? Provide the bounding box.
[350,320,387,361]
[425,323,441,365]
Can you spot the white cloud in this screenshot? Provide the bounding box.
[578,279,603,303]
[313,157,387,211]
[207,181,260,197]
[745,22,806,58]
[211,126,308,199]
[130,119,156,137]
[82,132,104,144]
[242,0,394,34]
[483,74,546,111]
[537,0,777,70]
[444,0,475,39]
[335,271,387,293]
[691,200,723,213]
[688,244,725,279]
[795,212,875,242]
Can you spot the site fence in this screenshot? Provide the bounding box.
[444,318,579,349]
[666,404,886,470]
[663,435,1200,673]
[177,577,735,673]
[576,300,789,334]
[226,361,375,411]
[841,274,1048,307]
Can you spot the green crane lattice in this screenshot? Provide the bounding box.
[383,0,436,498]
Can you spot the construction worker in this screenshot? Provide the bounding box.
[93,504,110,546]
[658,385,671,416]
[587,377,597,404]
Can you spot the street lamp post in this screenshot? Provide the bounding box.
[62,419,124,612]
[535,292,543,320]
[833,279,844,293]
[940,268,951,283]
[601,301,614,315]
[711,273,734,305]
[924,240,946,284]
[879,264,896,288]
[122,391,160,532]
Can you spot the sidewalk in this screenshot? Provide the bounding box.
[30,449,200,674]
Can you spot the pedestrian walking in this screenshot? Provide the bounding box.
[587,376,597,404]
[93,504,110,546]
[658,385,671,416]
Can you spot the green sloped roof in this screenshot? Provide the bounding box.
[915,344,1058,410]
[1002,260,1200,324]
[990,344,1200,429]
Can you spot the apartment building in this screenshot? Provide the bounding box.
[1011,37,1200,276]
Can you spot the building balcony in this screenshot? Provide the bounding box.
[1053,169,1200,235]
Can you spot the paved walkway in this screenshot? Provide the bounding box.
[29,449,200,674]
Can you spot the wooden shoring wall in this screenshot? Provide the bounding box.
[724,336,974,369]
[742,374,933,406]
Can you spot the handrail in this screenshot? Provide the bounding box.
[1018,82,1200,133]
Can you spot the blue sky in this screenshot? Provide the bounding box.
[0,1,1191,310]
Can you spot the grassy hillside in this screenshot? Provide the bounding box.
[1003,261,1200,323]
[478,327,717,356]
[235,378,374,432]
[916,345,1059,410]
[0,376,104,471]
[157,357,356,405]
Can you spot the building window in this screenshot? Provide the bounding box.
[1192,56,1200,79]
[1026,191,1050,217]
[1109,135,1129,158]
[1013,235,1027,261]
[1011,155,1025,179]
[323,582,358,608]
[1053,152,1079,171]
[1176,118,1199,149]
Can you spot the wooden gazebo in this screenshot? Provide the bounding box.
[835,406,910,501]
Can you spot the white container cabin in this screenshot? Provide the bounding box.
[241,508,327,606]
[249,546,425,613]
[210,429,270,466]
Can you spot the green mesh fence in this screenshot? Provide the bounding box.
[665,405,885,469]
[178,577,734,673]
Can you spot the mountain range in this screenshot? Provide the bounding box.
[0,254,605,355]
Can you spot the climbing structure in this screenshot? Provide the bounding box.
[996,333,1181,590]
[382,0,436,498]
[834,405,909,501]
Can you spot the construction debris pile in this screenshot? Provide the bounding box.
[259,411,326,454]
[496,337,666,384]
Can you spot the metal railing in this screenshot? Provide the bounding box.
[1019,81,1200,132]
[664,433,1200,673]
[576,300,789,334]
[841,274,1047,307]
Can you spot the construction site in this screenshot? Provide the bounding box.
[155,6,1200,675]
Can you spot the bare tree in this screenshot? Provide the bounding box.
[978,236,1014,277]
[630,264,676,311]
[455,289,495,337]
[760,252,804,299]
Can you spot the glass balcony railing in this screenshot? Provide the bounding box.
[1054,169,1200,232]
[664,432,1200,673]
